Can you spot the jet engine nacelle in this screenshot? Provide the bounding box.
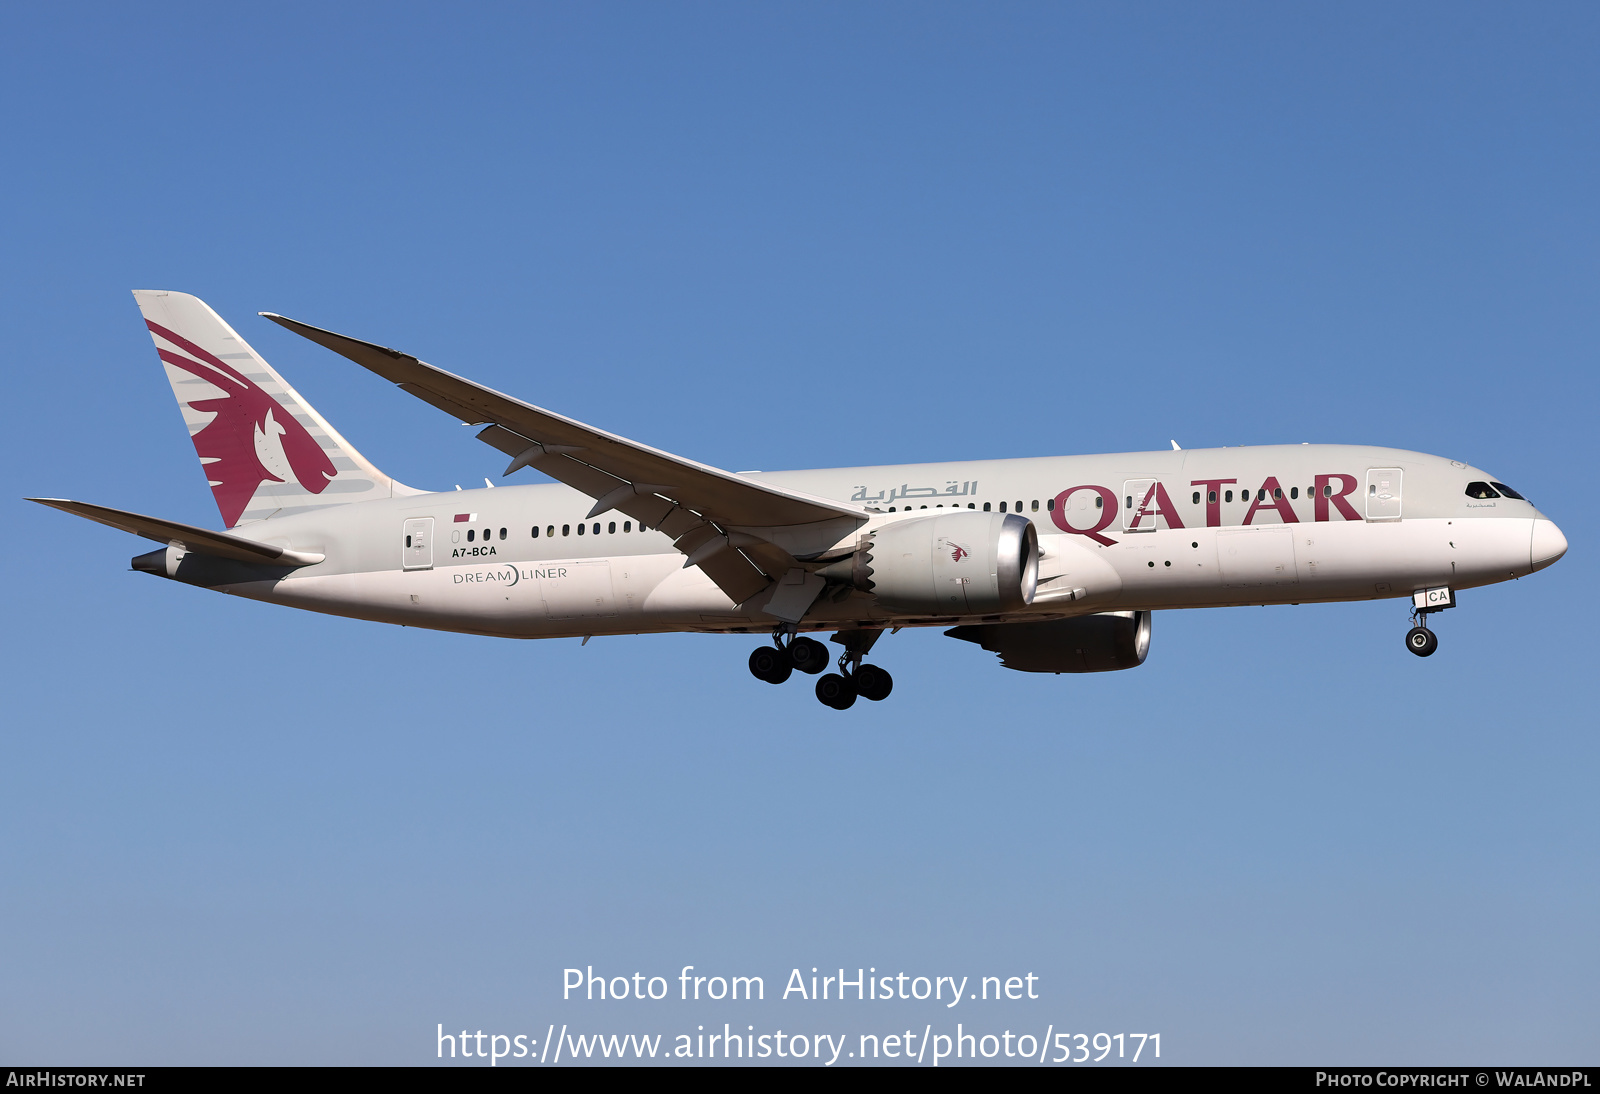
[826,511,1039,615]
[945,611,1152,673]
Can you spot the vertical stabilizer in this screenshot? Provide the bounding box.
[133,290,409,527]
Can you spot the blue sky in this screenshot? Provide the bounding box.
[1,2,1596,1065]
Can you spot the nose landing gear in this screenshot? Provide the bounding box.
[1405,625,1438,657]
[1404,586,1453,658]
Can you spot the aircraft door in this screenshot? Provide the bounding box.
[1365,468,1403,522]
[403,517,434,570]
[1122,479,1157,532]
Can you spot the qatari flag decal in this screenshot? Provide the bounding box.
[454,513,477,522]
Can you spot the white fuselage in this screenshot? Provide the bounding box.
[187,443,1564,640]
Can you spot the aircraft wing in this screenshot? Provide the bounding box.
[260,313,867,606]
[26,498,324,566]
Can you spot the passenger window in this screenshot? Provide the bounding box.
[983,502,991,512]
[1290,487,1299,500]
[1272,488,1281,500]
[1192,491,1200,505]
[623,522,631,532]
[999,501,1007,512]
[547,525,555,537]
[467,529,475,542]
[1094,496,1103,509]
[562,524,570,536]
[499,528,507,540]
[531,526,540,538]
[1031,500,1039,512]
[405,535,412,548]
[1208,490,1217,503]
[609,521,616,533]
[1322,484,1332,497]
[1015,501,1022,512]
[1490,482,1524,500]
[1047,499,1055,511]
[1225,490,1233,503]
[968,502,975,509]
[577,523,585,535]
[1125,495,1132,509]
[1258,490,1266,502]
[593,523,600,534]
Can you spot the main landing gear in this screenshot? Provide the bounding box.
[747,633,829,684]
[815,662,893,709]
[1404,586,1454,658]
[748,628,893,709]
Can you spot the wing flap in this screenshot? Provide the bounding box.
[695,549,772,606]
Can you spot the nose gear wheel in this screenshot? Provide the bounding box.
[1405,597,1447,658]
[1405,626,1438,657]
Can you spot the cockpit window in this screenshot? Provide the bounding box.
[1490,482,1525,501]
[1464,482,1500,500]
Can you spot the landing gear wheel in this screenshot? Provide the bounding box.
[815,673,857,710]
[749,645,794,683]
[790,636,830,675]
[1405,627,1438,657]
[853,664,893,702]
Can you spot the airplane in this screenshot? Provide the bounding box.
[30,291,1569,710]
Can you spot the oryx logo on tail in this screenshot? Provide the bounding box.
[147,320,336,526]
[133,289,405,527]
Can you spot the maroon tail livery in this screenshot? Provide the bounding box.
[147,319,335,526]
[134,290,400,526]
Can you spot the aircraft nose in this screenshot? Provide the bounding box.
[1531,519,1568,572]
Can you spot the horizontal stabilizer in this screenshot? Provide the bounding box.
[26,498,324,566]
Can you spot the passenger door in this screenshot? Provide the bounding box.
[402,517,434,571]
[1121,478,1157,533]
[1365,468,1403,522]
